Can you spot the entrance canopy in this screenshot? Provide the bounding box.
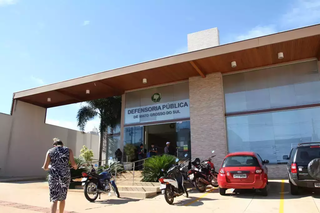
[13,24,320,108]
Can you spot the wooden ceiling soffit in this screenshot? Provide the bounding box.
[56,90,83,102]
[97,81,123,94]
[317,43,320,61]
[189,61,206,78]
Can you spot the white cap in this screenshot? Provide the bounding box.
[166,142,170,145]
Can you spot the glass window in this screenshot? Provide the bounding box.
[222,156,260,167]
[226,106,320,164]
[296,147,320,163]
[124,126,144,146]
[176,121,191,159]
[224,60,319,113]
[107,124,121,134]
[107,135,120,159]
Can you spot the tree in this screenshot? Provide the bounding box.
[80,145,94,164]
[77,97,121,166]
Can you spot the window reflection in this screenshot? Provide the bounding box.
[124,126,144,146]
[224,60,319,113]
[108,135,120,159]
[176,121,191,159]
[226,107,320,164]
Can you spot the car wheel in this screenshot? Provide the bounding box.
[219,188,227,196]
[290,180,299,195]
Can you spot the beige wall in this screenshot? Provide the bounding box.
[0,101,99,178]
[0,113,13,175]
[189,73,228,167]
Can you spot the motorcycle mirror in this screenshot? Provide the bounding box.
[175,158,179,163]
[184,154,188,158]
[161,169,164,172]
[212,150,215,154]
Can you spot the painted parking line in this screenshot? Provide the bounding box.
[279,180,285,213]
[184,188,216,206]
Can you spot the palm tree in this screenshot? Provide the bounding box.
[77,97,121,166]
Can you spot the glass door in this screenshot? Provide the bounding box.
[176,121,191,159]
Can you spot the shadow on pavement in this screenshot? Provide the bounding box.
[95,198,140,205]
[175,197,216,207]
[224,181,320,200]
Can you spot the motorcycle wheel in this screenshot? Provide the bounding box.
[111,184,120,198]
[84,181,99,202]
[195,178,206,193]
[164,185,175,205]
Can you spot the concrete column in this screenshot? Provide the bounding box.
[189,73,228,167]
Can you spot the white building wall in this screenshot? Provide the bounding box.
[0,101,99,178]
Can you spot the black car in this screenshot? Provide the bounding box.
[283,142,320,195]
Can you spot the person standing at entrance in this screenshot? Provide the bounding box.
[149,144,158,157]
[164,142,170,155]
[115,148,122,162]
[42,138,77,213]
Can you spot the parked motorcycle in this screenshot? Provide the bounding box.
[81,165,120,202]
[188,150,218,192]
[159,155,190,205]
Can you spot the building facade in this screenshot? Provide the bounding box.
[5,24,320,179]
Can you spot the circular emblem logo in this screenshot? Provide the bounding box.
[151,93,161,103]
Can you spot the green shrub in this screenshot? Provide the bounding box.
[97,162,125,175]
[124,144,137,162]
[109,162,124,175]
[142,154,176,182]
[80,145,94,163]
[97,164,109,174]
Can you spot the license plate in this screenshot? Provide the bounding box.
[81,178,87,182]
[315,183,320,188]
[233,174,247,179]
[189,174,194,180]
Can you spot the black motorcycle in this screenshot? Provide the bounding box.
[81,165,120,202]
[188,150,218,192]
[159,155,191,205]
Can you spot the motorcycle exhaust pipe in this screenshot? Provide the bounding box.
[198,177,211,185]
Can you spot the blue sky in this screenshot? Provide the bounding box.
[0,0,319,132]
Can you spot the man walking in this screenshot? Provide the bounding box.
[164,142,170,155]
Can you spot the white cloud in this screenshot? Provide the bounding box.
[232,0,320,42]
[83,20,90,26]
[235,25,277,41]
[282,0,320,28]
[0,0,17,6]
[30,76,45,86]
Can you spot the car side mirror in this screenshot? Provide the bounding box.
[263,160,269,164]
[283,155,289,160]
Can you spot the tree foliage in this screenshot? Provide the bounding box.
[80,145,94,164]
[76,97,121,165]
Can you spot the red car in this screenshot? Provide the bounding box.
[217,152,269,196]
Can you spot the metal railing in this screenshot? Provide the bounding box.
[82,157,147,185]
[128,158,146,185]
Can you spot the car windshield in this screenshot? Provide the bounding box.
[296,146,320,163]
[222,155,260,167]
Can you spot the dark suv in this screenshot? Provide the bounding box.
[283,142,320,195]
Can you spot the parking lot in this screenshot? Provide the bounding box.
[1,180,320,213]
